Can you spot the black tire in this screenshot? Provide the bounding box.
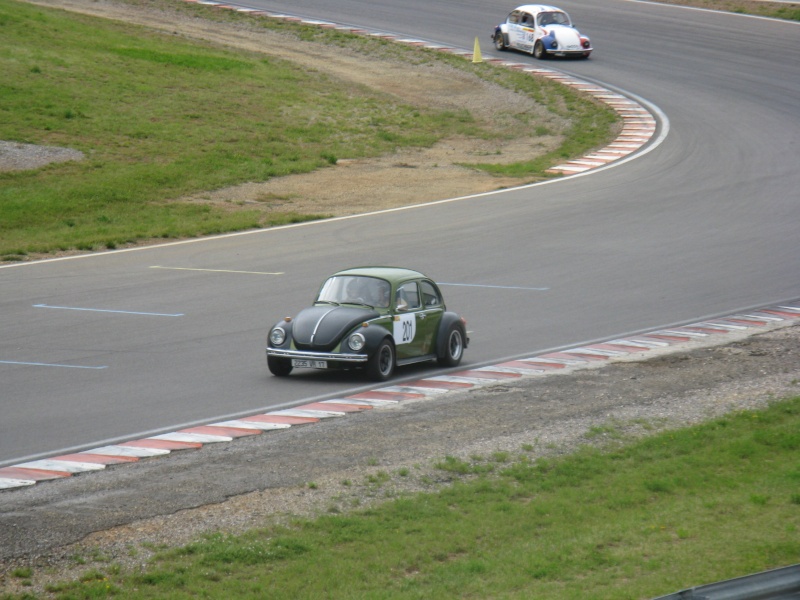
[493,32,507,51]
[533,41,546,59]
[438,324,465,367]
[267,356,293,377]
[366,339,395,381]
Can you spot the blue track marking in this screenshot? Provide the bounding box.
[0,360,108,369]
[33,304,184,317]
[437,282,550,291]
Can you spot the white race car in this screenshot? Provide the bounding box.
[493,4,592,59]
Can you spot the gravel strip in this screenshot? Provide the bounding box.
[0,141,84,172]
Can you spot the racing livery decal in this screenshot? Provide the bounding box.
[394,313,416,345]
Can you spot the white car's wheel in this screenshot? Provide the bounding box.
[494,32,507,51]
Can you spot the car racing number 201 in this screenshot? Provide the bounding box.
[393,313,416,344]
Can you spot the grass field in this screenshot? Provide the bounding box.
[0,0,619,260]
[652,0,800,21]
[5,396,798,599]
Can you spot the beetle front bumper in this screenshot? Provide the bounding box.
[266,347,369,363]
[548,46,592,56]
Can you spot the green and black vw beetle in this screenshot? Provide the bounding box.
[266,267,468,381]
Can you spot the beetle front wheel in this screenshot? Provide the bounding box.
[494,32,507,51]
[268,356,293,377]
[533,41,546,59]
[367,339,395,381]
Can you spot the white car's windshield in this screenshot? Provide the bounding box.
[317,276,391,308]
[538,11,570,26]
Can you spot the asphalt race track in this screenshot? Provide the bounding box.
[1,0,799,473]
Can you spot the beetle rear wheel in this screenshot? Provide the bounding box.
[366,339,395,381]
[438,325,464,367]
[268,356,293,377]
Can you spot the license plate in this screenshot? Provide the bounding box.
[292,359,327,369]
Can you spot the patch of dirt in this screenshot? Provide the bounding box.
[14,0,567,221]
[0,141,85,172]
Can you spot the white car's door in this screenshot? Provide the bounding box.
[519,11,538,53]
[506,10,532,52]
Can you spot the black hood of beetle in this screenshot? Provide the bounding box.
[292,306,378,350]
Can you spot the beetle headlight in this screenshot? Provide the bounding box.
[348,332,366,352]
[269,327,286,346]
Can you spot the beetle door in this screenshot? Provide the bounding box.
[417,280,444,354]
[508,10,535,52]
[393,281,441,359]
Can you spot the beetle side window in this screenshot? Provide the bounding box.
[419,281,441,308]
[396,282,421,311]
[508,10,520,24]
[521,12,533,26]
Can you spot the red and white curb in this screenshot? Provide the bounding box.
[2,302,798,491]
[176,1,656,175]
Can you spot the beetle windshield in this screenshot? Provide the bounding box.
[317,276,391,308]
[538,11,570,26]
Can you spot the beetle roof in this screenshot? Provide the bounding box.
[331,266,428,283]
[513,5,566,14]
